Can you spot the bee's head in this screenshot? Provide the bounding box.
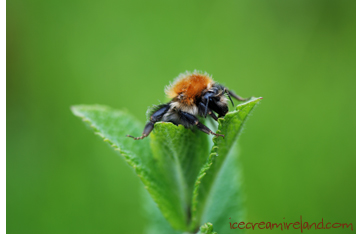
[202,85,230,117]
[212,94,229,116]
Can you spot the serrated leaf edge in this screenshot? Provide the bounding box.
[72,106,187,230]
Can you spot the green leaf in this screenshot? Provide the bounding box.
[200,143,244,233]
[149,123,209,228]
[142,187,181,234]
[190,97,262,230]
[72,97,262,233]
[197,222,218,234]
[71,105,187,230]
[71,105,150,169]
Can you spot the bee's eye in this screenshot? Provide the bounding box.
[213,96,220,102]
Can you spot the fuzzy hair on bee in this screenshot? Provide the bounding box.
[127,71,250,140]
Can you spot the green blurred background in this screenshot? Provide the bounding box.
[7,0,356,233]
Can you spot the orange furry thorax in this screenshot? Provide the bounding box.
[166,73,213,105]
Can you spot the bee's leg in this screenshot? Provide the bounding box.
[127,104,170,140]
[198,102,218,121]
[127,122,155,140]
[180,111,224,138]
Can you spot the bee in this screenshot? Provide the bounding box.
[127,71,250,140]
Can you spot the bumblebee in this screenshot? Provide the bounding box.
[127,71,250,140]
